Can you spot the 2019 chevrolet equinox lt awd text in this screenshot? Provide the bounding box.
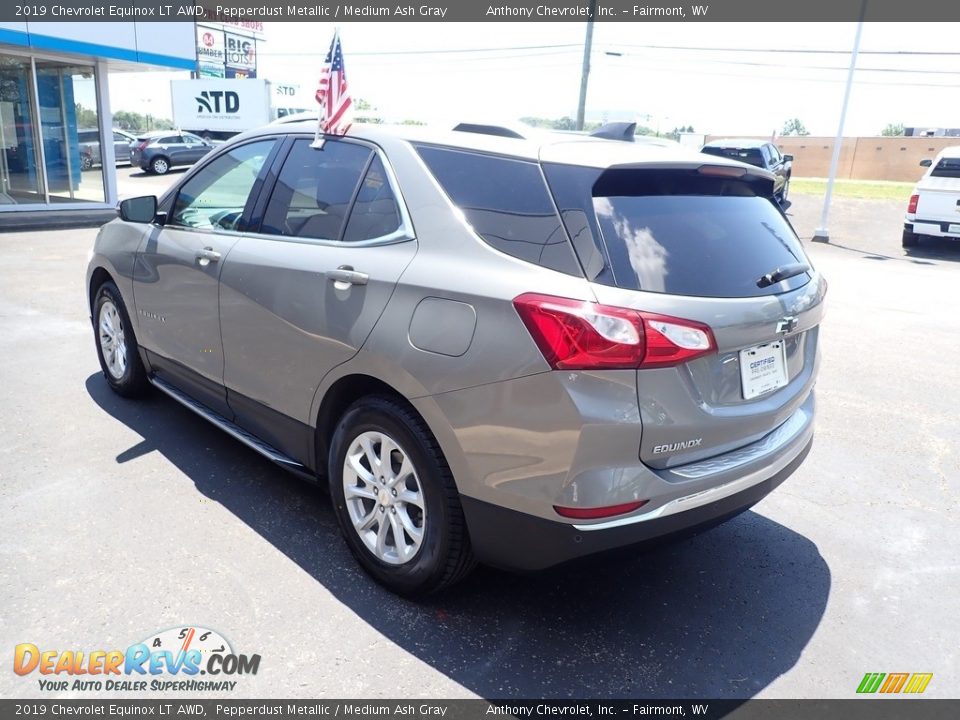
[86,121,825,596]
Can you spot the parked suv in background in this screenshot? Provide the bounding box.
[903,146,960,247]
[129,131,218,174]
[701,138,793,204]
[77,128,136,170]
[87,122,824,596]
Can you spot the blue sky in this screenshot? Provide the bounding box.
[107,22,960,136]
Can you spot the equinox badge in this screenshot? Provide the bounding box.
[653,438,703,454]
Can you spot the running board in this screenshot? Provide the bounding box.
[150,376,313,480]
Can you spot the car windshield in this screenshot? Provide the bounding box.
[931,157,960,178]
[701,146,765,167]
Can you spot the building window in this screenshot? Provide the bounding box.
[0,53,105,208]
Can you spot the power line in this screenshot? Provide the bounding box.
[602,52,960,76]
[606,43,960,56]
[256,43,581,57]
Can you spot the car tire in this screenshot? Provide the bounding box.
[150,157,170,175]
[92,281,150,398]
[902,229,920,248]
[80,154,93,171]
[780,176,790,204]
[328,395,476,596]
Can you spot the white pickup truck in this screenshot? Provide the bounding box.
[903,146,960,247]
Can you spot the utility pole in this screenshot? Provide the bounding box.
[575,0,598,131]
[813,0,867,243]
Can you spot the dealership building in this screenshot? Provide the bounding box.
[0,22,196,225]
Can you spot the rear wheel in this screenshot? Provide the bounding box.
[93,281,149,397]
[780,175,790,204]
[80,154,93,171]
[902,229,920,248]
[328,395,475,596]
[150,156,170,175]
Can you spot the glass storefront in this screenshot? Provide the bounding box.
[0,52,105,208]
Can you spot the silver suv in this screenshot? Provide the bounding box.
[86,122,824,596]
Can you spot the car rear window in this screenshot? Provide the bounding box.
[415,145,581,276]
[930,157,960,178]
[701,146,765,168]
[544,164,810,298]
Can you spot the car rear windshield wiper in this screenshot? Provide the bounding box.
[756,262,810,288]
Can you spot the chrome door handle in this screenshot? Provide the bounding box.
[328,266,368,286]
[196,247,221,265]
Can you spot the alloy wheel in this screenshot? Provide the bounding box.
[98,300,127,380]
[342,430,426,565]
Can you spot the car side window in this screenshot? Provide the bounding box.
[158,136,178,145]
[169,139,277,231]
[768,145,781,165]
[113,132,128,143]
[342,155,403,242]
[760,145,773,167]
[260,138,372,241]
[415,145,581,276]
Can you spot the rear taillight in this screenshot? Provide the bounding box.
[136,141,149,151]
[554,500,648,519]
[908,194,919,214]
[513,293,716,371]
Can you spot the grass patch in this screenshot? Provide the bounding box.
[791,178,914,202]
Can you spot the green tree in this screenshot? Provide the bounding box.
[781,118,810,136]
[75,103,98,128]
[881,123,905,136]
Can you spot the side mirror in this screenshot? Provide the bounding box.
[118,195,159,224]
[919,159,932,167]
[783,154,794,162]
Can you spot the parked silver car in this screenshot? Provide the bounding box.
[86,122,825,596]
[77,128,136,170]
[129,131,218,175]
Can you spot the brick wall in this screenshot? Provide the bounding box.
[704,135,959,182]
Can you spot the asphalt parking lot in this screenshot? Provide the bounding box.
[1,191,957,700]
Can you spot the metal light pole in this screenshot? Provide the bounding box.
[575,0,598,131]
[813,1,867,243]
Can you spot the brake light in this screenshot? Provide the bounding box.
[697,164,747,178]
[554,500,648,519]
[513,293,716,370]
[907,194,919,214]
[136,141,149,151]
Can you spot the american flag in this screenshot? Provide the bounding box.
[315,32,352,136]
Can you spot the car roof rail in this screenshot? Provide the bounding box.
[452,122,526,139]
[590,122,636,142]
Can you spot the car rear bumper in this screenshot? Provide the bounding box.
[461,435,812,572]
[905,220,960,239]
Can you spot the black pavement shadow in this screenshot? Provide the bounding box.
[87,373,830,700]
[903,236,960,263]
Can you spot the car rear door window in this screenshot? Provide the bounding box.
[261,138,371,241]
[544,164,810,298]
[169,139,277,231]
[342,155,403,242]
[415,145,581,276]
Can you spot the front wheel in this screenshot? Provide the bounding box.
[328,396,475,596]
[93,281,149,397]
[150,157,169,175]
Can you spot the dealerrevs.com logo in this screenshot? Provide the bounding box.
[14,626,260,692]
